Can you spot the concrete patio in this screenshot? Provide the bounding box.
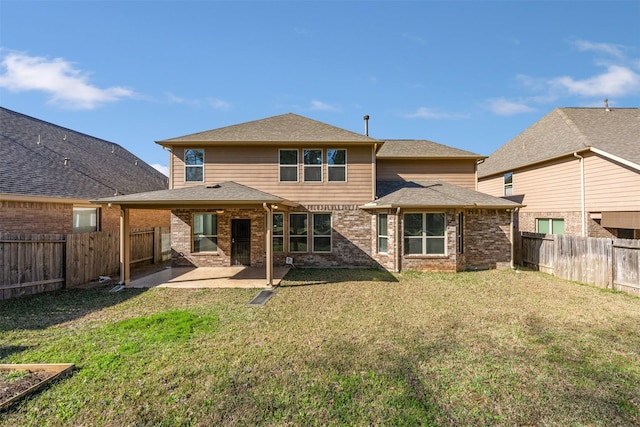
[129,266,290,289]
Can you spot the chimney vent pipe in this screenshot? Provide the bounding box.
[363,115,370,136]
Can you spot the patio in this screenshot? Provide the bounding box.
[129,266,291,289]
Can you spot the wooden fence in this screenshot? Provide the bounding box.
[521,232,640,296]
[0,227,170,300]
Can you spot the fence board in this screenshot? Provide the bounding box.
[521,233,639,295]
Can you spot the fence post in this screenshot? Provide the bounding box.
[153,227,161,264]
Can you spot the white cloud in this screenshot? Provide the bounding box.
[486,98,536,116]
[550,65,640,97]
[0,52,133,109]
[165,92,231,110]
[404,107,466,119]
[151,164,169,176]
[572,40,625,59]
[309,99,339,111]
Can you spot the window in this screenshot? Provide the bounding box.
[73,207,100,233]
[504,172,513,196]
[457,212,464,254]
[289,213,308,252]
[313,213,332,252]
[327,149,347,182]
[193,213,218,252]
[272,213,284,252]
[377,213,388,253]
[185,149,204,182]
[536,218,564,235]
[279,149,298,182]
[404,213,446,255]
[303,149,322,182]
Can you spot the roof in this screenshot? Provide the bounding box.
[362,181,523,209]
[156,113,380,145]
[92,181,297,208]
[478,107,640,178]
[0,107,168,200]
[377,139,483,159]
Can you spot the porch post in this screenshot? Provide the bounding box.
[264,203,273,287]
[120,207,131,285]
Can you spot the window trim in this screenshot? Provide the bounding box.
[279,149,299,182]
[185,148,204,182]
[377,213,388,254]
[192,212,218,253]
[504,172,513,197]
[327,149,347,182]
[403,212,447,256]
[312,212,332,253]
[303,148,323,182]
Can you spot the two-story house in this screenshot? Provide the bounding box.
[95,113,521,285]
[478,107,640,239]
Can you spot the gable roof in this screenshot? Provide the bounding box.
[0,107,168,200]
[377,139,483,159]
[478,107,640,178]
[93,181,297,208]
[156,113,380,145]
[363,181,522,209]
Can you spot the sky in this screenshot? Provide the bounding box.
[1,1,639,176]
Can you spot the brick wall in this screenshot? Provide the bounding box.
[0,200,171,234]
[463,209,512,269]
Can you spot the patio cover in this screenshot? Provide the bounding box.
[92,181,298,287]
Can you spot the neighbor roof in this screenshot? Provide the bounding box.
[377,139,483,159]
[0,107,168,200]
[93,181,297,209]
[156,113,380,145]
[362,181,523,209]
[478,107,640,178]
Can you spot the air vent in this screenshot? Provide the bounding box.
[206,184,221,189]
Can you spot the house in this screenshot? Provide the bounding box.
[0,107,170,234]
[95,113,521,285]
[478,107,640,239]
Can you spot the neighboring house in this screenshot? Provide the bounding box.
[478,107,640,239]
[0,107,170,234]
[96,113,521,284]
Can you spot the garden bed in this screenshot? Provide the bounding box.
[0,364,74,410]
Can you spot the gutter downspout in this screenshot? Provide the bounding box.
[510,209,515,269]
[395,207,401,272]
[263,203,273,287]
[574,152,586,237]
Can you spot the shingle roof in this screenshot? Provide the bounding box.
[364,180,522,209]
[156,113,380,144]
[0,107,168,199]
[377,139,482,159]
[93,181,296,207]
[478,107,640,178]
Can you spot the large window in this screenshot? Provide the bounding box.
[313,213,332,252]
[185,149,204,182]
[504,172,513,196]
[536,218,564,235]
[73,207,100,233]
[327,149,347,182]
[272,213,284,252]
[404,213,446,255]
[193,213,218,252]
[303,149,322,182]
[279,149,298,182]
[289,213,308,252]
[377,213,388,253]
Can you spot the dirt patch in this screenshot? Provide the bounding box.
[1,369,53,407]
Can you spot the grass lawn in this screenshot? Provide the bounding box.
[1,268,639,426]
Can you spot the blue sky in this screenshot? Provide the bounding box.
[1,1,639,175]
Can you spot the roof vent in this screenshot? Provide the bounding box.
[206,184,221,189]
[604,99,611,112]
[363,115,370,136]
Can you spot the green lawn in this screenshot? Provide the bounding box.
[1,268,639,426]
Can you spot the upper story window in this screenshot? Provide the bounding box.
[185,149,204,182]
[303,149,322,182]
[504,172,513,196]
[404,212,446,255]
[279,149,298,182]
[73,207,100,233]
[327,149,347,182]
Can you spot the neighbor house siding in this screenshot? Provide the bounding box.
[477,175,506,197]
[377,159,477,189]
[584,153,640,211]
[171,145,374,204]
